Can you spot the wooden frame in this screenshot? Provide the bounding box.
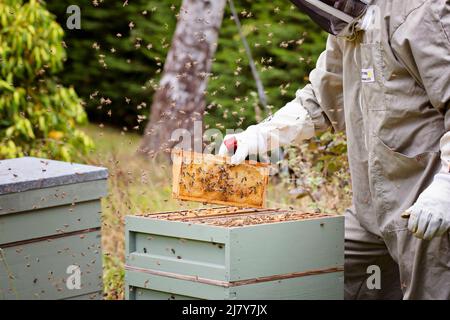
[172,149,269,208]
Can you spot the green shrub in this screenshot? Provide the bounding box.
[281,132,351,213]
[0,0,93,161]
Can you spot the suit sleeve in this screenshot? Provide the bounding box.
[296,34,346,133]
[247,34,345,150]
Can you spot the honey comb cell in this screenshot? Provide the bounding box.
[172,150,269,208]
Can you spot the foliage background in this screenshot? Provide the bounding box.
[0,0,93,161]
[1,0,351,299]
[47,0,179,130]
[45,0,350,299]
[47,0,327,131]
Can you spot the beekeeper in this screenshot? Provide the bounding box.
[219,0,450,299]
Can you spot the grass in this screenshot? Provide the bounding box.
[81,124,209,299]
[81,123,351,299]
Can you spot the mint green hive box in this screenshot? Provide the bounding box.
[0,157,108,300]
[125,208,344,300]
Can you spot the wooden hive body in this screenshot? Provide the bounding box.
[0,157,108,300]
[125,207,344,300]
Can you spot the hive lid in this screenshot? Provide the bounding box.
[0,157,108,195]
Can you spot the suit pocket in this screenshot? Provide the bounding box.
[372,136,437,180]
[370,136,440,214]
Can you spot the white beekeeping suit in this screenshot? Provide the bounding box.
[219,0,450,299]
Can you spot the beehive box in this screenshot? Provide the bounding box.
[0,157,108,300]
[125,207,344,300]
[172,150,269,208]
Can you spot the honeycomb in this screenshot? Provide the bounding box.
[141,206,331,227]
[172,150,269,208]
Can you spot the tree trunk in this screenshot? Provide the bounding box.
[138,0,226,157]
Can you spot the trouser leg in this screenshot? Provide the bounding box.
[385,220,450,300]
[344,207,403,300]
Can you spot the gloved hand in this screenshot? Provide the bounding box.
[403,169,450,240]
[218,126,268,165]
[218,95,315,164]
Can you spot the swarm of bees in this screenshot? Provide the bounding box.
[175,157,267,208]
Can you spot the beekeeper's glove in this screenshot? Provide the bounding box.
[404,133,450,240]
[218,96,315,165]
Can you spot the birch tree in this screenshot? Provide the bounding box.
[138,0,227,157]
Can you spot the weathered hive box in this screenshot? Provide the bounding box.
[125,207,344,300]
[0,157,108,300]
[172,150,269,208]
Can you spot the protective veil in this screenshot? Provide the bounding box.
[220,0,450,299]
[289,0,369,36]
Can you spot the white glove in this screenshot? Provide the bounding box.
[218,127,266,165]
[441,132,450,172]
[218,93,315,164]
[405,170,450,240]
[405,132,450,240]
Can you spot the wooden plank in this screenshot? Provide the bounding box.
[181,210,326,226]
[132,228,227,267]
[127,253,227,282]
[65,291,103,300]
[231,272,344,300]
[172,149,269,208]
[0,231,103,300]
[125,284,133,300]
[125,269,343,300]
[131,287,200,300]
[228,216,344,281]
[0,157,108,196]
[125,269,229,300]
[127,231,227,280]
[125,265,230,287]
[126,216,230,244]
[144,207,271,221]
[0,200,102,245]
[0,180,108,215]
